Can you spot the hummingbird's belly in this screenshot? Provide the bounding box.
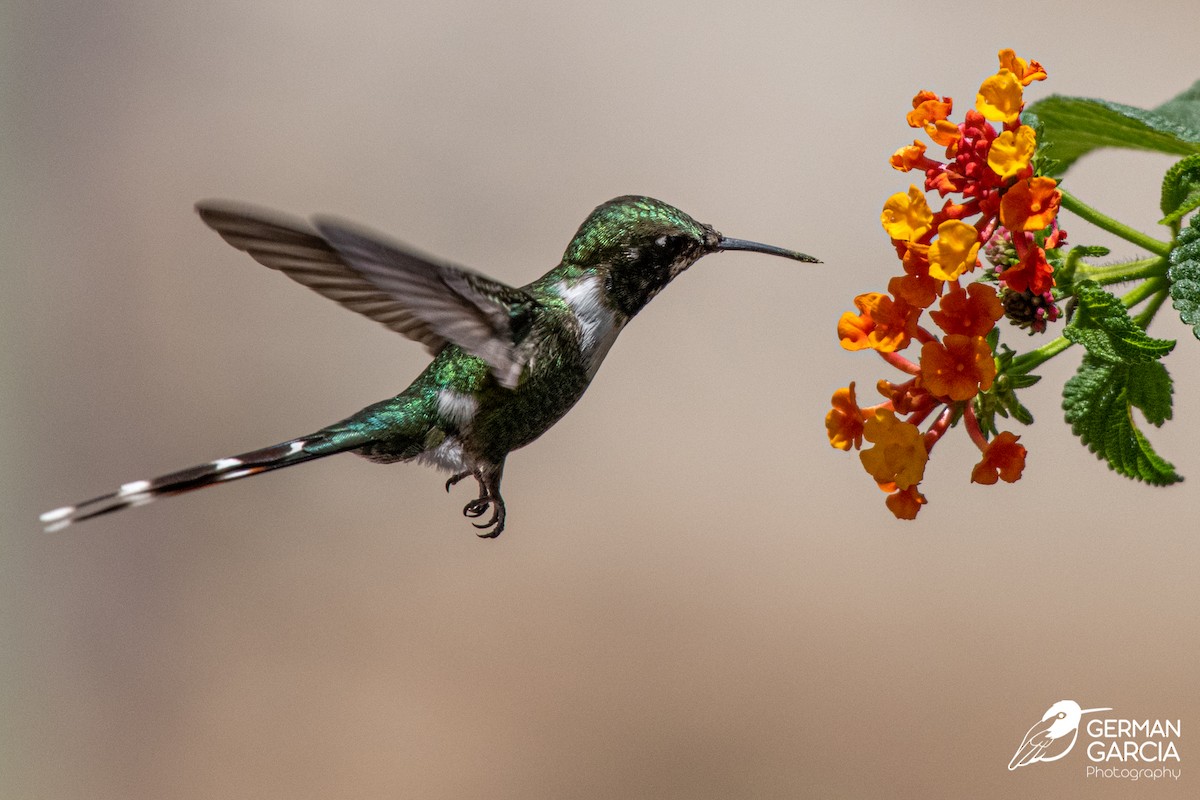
[467,365,592,461]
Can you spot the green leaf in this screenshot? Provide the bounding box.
[1154,78,1200,133]
[1126,361,1174,427]
[1160,153,1200,226]
[1001,392,1035,426]
[1026,80,1200,176]
[1062,356,1181,485]
[1168,211,1200,339]
[1063,280,1176,363]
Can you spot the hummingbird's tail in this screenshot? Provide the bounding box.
[40,431,368,533]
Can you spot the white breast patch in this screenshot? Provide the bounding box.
[556,276,624,379]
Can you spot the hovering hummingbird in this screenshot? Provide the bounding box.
[41,196,817,537]
[1008,700,1112,769]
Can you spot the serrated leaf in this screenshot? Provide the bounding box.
[1168,212,1200,339]
[1062,356,1181,485]
[1160,153,1200,226]
[1126,360,1174,426]
[1026,81,1200,176]
[1063,280,1176,363]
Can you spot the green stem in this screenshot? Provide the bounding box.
[1059,189,1172,257]
[1010,335,1071,375]
[1075,256,1167,287]
[1010,277,1168,375]
[1120,276,1166,308]
[1132,288,1170,329]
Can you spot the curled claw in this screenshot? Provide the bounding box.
[462,497,491,519]
[445,470,474,493]
[444,463,506,537]
[472,501,505,538]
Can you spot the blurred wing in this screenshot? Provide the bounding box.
[197,202,537,388]
[1008,719,1054,769]
[196,201,442,347]
[314,217,538,389]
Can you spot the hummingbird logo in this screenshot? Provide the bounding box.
[1008,700,1111,770]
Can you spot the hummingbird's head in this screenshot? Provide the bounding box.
[564,195,818,317]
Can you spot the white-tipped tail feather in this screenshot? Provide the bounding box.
[41,437,325,532]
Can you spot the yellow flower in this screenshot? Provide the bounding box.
[926,220,982,281]
[976,69,1023,124]
[859,409,928,490]
[881,185,933,242]
[997,49,1047,86]
[987,125,1037,181]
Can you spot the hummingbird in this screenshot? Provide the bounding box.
[41,196,817,538]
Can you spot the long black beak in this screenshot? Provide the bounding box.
[717,236,820,263]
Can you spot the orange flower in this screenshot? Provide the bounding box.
[918,334,997,401]
[888,269,941,311]
[838,292,920,353]
[877,378,933,416]
[885,484,927,520]
[881,185,934,241]
[927,220,983,281]
[860,409,928,490]
[997,49,1047,85]
[826,383,866,451]
[906,91,961,147]
[971,431,1027,484]
[890,140,928,172]
[976,69,1024,124]
[929,283,1004,337]
[999,176,1061,231]
[997,244,1055,295]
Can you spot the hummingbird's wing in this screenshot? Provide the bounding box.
[1007,718,1055,769]
[196,202,536,389]
[313,218,537,390]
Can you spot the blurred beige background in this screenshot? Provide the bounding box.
[5,2,1199,798]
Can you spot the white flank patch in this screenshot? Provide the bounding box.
[288,440,305,456]
[213,457,243,471]
[417,436,469,474]
[437,389,478,427]
[119,480,152,497]
[556,276,623,379]
[40,506,74,524]
[219,468,256,482]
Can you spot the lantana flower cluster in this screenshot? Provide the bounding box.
[827,50,1061,519]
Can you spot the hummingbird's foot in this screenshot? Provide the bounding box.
[445,470,477,493]
[462,496,491,519]
[445,463,506,537]
[471,497,505,538]
[447,469,491,518]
